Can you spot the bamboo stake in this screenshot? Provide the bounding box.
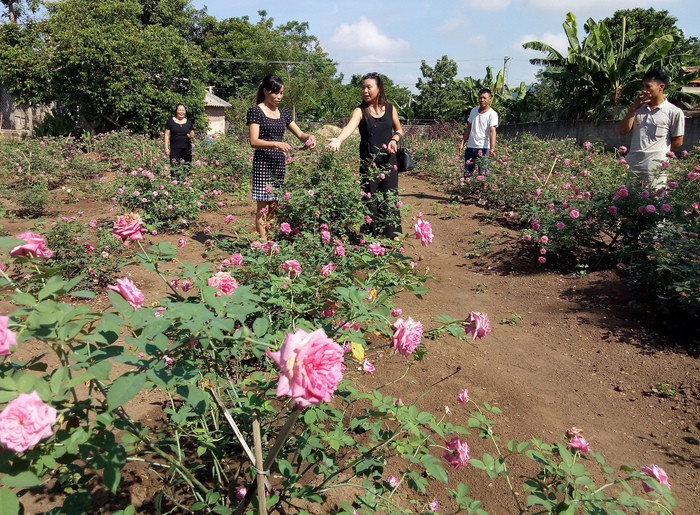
[252,412,267,515]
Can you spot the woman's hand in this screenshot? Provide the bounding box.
[326,138,341,153]
[274,141,293,152]
[387,139,399,155]
[304,135,317,149]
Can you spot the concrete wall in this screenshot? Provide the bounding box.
[498,115,700,153]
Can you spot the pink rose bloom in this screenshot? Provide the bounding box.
[661,204,671,212]
[320,263,335,278]
[364,215,373,224]
[540,235,549,244]
[641,464,671,493]
[619,145,628,153]
[236,487,247,501]
[660,161,669,168]
[280,222,292,235]
[319,223,330,231]
[362,359,375,374]
[177,238,187,248]
[538,256,547,264]
[281,259,302,276]
[568,436,590,452]
[443,437,470,468]
[368,242,386,256]
[113,213,145,241]
[429,499,439,512]
[10,232,52,259]
[523,234,532,242]
[556,221,566,229]
[266,328,344,408]
[582,141,591,149]
[334,245,346,257]
[262,240,280,255]
[321,230,331,244]
[0,391,57,452]
[230,253,244,265]
[225,214,235,224]
[307,189,314,196]
[391,308,402,317]
[396,200,403,208]
[391,317,423,357]
[284,191,292,200]
[645,204,656,213]
[638,206,647,214]
[387,475,399,488]
[569,209,580,219]
[414,218,434,246]
[207,271,239,296]
[107,277,145,309]
[0,315,17,356]
[180,279,193,292]
[457,388,469,405]
[465,311,491,340]
[608,206,618,215]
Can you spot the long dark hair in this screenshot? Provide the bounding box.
[256,74,285,104]
[360,72,387,107]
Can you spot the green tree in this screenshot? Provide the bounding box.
[523,12,687,121]
[0,0,208,134]
[414,55,460,120]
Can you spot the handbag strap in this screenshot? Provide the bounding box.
[393,132,406,148]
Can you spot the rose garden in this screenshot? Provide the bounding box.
[0,128,697,514]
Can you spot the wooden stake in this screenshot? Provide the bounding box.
[252,411,267,515]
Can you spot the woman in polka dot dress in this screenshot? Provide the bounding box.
[247,75,316,239]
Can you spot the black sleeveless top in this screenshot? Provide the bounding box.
[358,103,395,164]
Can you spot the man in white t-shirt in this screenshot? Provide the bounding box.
[619,69,685,190]
[458,88,499,177]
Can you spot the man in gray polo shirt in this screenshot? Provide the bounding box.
[619,69,685,191]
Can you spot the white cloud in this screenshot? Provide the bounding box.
[468,34,488,49]
[515,32,569,55]
[327,17,410,56]
[525,0,673,14]
[466,0,512,11]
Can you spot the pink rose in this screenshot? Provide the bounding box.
[608,206,617,215]
[262,240,280,255]
[645,204,656,213]
[582,141,591,149]
[414,218,434,246]
[236,487,247,501]
[619,145,628,153]
[387,475,399,488]
[112,213,145,241]
[465,311,491,340]
[281,259,302,276]
[177,238,187,248]
[334,245,346,257]
[368,242,385,256]
[0,315,17,356]
[266,328,344,408]
[568,436,590,453]
[443,437,470,468]
[225,214,235,224]
[321,230,331,244]
[391,308,402,317]
[320,263,335,278]
[207,271,239,296]
[10,232,52,259]
[641,464,671,493]
[391,317,423,357]
[540,235,549,244]
[362,359,375,374]
[0,391,57,452]
[538,256,547,264]
[230,253,244,266]
[457,388,469,405]
[556,221,566,229]
[280,222,292,235]
[107,277,145,309]
[661,204,671,212]
[307,189,314,196]
[429,499,439,512]
[569,209,580,219]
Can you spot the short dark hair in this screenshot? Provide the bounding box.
[174,103,186,114]
[478,88,492,97]
[642,69,669,86]
[361,72,387,107]
[256,74,284,104]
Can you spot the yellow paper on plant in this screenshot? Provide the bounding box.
[350,342,365,362]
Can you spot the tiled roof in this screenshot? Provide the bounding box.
[205,89,232,108]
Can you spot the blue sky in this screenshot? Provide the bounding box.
[191,0,699,91]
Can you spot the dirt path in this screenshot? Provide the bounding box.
[384,174,699,513]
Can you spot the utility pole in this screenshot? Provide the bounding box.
[502,56,511,92]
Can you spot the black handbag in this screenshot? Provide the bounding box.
[395,134,415,172]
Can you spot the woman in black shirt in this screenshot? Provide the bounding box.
[164,104,195,168]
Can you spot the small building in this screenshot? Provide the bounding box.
[680,66,700,96]
[204,87,231,135]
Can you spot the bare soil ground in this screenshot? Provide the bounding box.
[3,173,698,514]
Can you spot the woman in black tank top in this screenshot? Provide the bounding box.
[327,72,404,238]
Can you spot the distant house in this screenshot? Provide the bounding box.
[680,66,700,96]
[0,83,52,133]
[204,87,231,135]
